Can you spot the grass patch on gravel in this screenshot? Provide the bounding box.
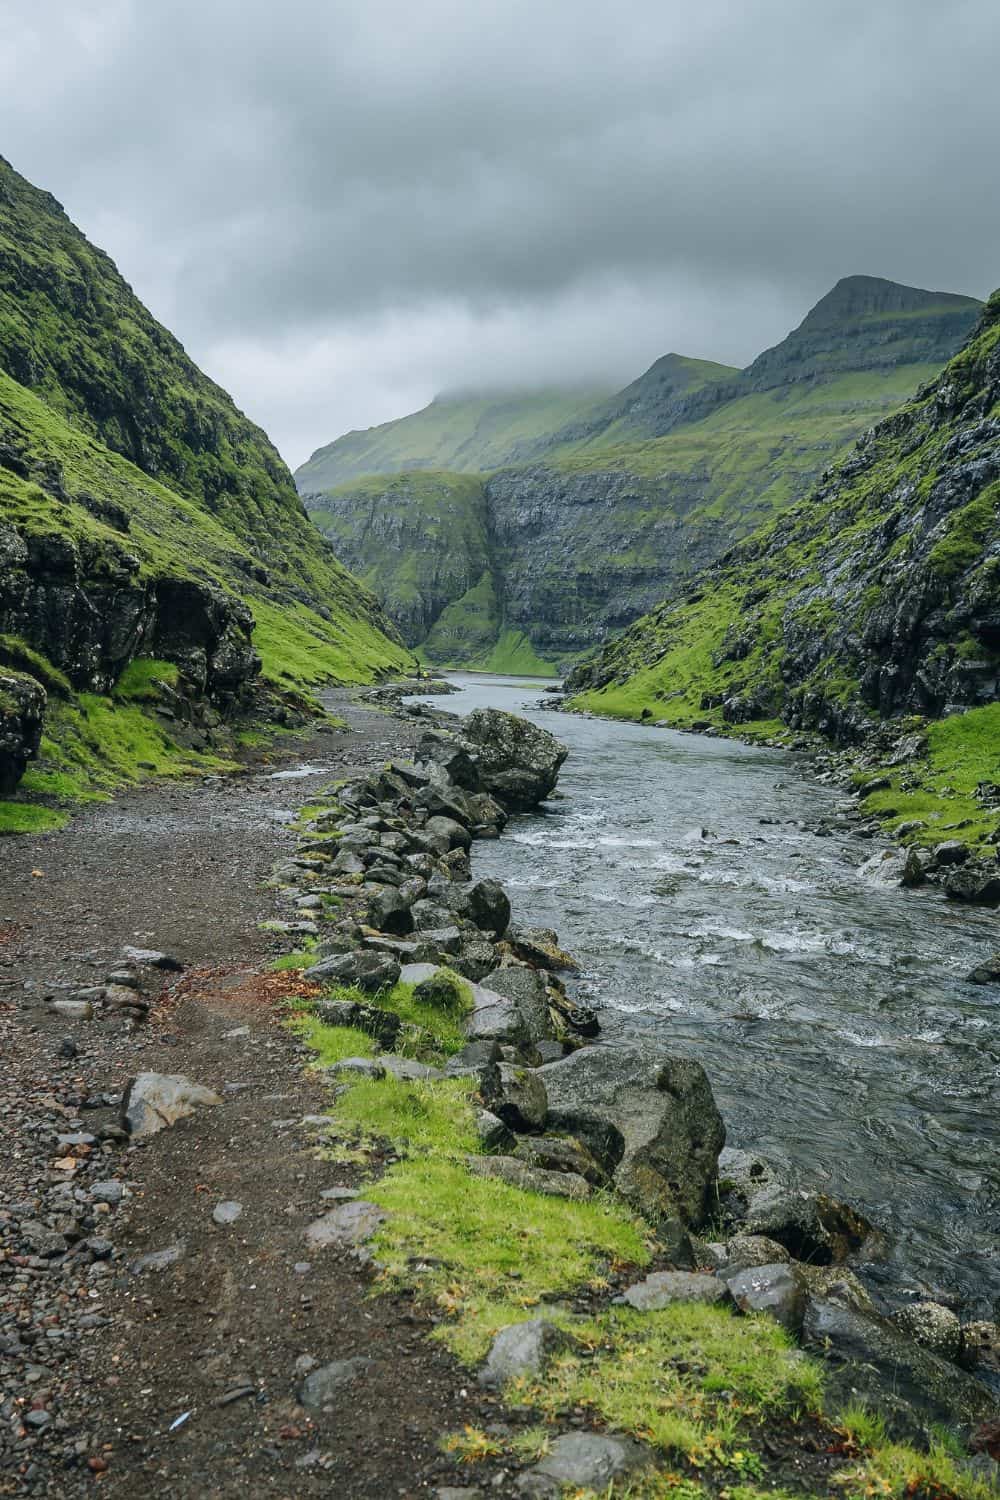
[0,800,68,834]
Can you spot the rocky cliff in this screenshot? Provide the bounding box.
[567,291,1000,740]
[301,278,982,669]
[0,157,410,807]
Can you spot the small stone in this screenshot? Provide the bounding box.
[320,1186,359,1201]
[305,1200,385,1248]
[131,1243,185,1273]
[517,1432,645,1494]
[121,1071,222,1138]
[480,1320,581,1387]
[23,1409,51,1429]
[212,1201,243,1226]
[90,1179,125,1205]
[725,1263,805,1333]
[122,946,183,970]
[299,1357,373,1408]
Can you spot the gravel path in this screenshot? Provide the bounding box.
[0,696,506,1498]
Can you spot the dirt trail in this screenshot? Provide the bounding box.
[1,696,502,1498]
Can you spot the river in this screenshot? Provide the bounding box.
[407,673,999,1316]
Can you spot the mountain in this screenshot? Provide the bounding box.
[295,386,614,492]
[300,278,981,670]
[0,156,410,821]
[566,292,1000,848]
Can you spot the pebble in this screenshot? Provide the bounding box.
[212,1200,244,1226]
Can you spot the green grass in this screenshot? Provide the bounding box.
[112,658,179,701]
[859,703,1000,848]
[0,801,68,834]
[468,628,558,677]
[0,636,71,696]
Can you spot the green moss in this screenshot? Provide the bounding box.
[0,636,71,696]
[113,658,180,701]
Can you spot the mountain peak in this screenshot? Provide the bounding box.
[799,274,980,330]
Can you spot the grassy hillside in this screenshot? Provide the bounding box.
[302,279,981,668]
[295,386,614,493]
[567,292,1000,847]
[0,156,412,827]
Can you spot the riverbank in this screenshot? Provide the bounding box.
[2,689,997,1497]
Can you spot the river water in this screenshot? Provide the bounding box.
[407,673,999,1315]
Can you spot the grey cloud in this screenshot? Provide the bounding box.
[2,0,998,462]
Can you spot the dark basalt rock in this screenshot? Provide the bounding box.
[0,668,45,792]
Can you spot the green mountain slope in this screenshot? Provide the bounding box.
[567,292,1000,845]
[0,156,410,821]
[295,386,614,492]
[303,278,981,669]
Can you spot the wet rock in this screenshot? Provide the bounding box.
[965,951,1000,984]
[479,1061,547,1131]
[941,860,1000,905]
[480,1320,582,1388]
[122,1071,223,1138]
[449,879,511,937]
[932,839,970,866]
[299,1356,373,1408]
[460,708,568,811]
[541,1044,724,1229]
[718,1147,875,1263]
[309,950,401,991]
[505,926,579,972]
[725,1263,805,1332]
[305,1200,385,1248]
[466,1154,590,1200]
[893,1301,963,1361]
[801,1295,995,1436]
[621,1271,730,1311]
[516,1432,647,1496]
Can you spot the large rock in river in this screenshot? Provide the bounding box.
[540,1044,724,1229]
[460,708,568,811]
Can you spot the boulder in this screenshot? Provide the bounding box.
[942,861,1000,905]
[479,1320,582,1388]
[0,670,45,793]
[366,886,414,936]
[716,1233,792,1274]
[718,1147,876,1262]
[450,934,500,983]
[621,1271,730,1311]
[466,1155,591,1200]
[415,729,482,790]
[479,967,551,1040]
[505,926,579,972]
[460,708,568,810]
[540,1044,724,1228]
[122,1072,222,1138]
[801,1295,995,1437]
[452,879,511,937]
[464,987,523,1044]
[725,1263,805,1332]
[479,1061,547,1131]
[411,968,470,1013]
[473,1108,514,1152]
[310,950,401,992]
[425,814,472,852]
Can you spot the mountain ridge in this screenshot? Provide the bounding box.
[301,276,982,668]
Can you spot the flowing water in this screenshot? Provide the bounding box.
[407,673,1000,1314]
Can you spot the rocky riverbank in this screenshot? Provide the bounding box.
[2,691,997,1497]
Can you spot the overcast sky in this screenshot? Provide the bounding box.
[4,0,998,467]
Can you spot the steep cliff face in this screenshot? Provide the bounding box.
[302,278,981,669]
[307,471,491,643]
[567,291,1000,743]
[0,157,410,806]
